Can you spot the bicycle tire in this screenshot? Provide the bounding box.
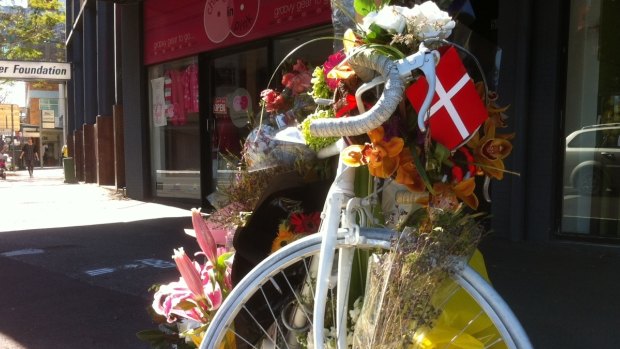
[200,228,532,349]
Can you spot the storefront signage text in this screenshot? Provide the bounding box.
[0,60,71,81]
[213,97,228,114]
[273,0,326,19]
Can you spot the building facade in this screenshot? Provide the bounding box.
[64,0,620,244]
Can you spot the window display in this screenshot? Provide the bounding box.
[149,56,201,199]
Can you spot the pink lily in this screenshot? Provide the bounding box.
[172,248,205,299]
[191,208,218,265]
[199,263,223,311]
[152,278,202,323]
[154,255,226,322]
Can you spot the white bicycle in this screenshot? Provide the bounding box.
[200,44,533,349]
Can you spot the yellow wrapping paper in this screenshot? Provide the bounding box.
[411,249,506,349]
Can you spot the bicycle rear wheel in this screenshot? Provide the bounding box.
[200,228,532,349]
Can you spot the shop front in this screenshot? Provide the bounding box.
[144,0,333,206]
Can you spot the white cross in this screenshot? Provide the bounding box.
[429,73,471,139]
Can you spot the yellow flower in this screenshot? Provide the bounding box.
[342,144,368,167]
[271,225,297,253]
[343,28,360,54]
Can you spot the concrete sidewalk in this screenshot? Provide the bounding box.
[0,168,190,232]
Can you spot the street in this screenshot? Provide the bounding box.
[0,168,195,349]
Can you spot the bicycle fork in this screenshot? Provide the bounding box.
[312,161,359,349]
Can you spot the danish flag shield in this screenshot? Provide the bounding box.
[406,46,488,150]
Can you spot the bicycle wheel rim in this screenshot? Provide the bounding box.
[201,229,531,349]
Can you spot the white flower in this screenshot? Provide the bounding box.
[404,1,455,40]
[349,297,363,325]
[177,319,202,343]
[361,6,408,34]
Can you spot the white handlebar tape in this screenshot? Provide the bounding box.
[309,50,405,137]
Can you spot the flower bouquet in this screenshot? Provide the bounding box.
[286,0,516,348]
[138,209,234,348]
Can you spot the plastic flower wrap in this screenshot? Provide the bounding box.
[259,58,317,128]
[243,124,316,172]
[242,125,281,171]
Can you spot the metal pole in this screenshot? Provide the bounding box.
[39,129,43,169]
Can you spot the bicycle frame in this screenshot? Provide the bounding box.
[312,145,357,349]
[310,46,441,348]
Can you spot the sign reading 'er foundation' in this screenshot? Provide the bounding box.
[0,60,71,81]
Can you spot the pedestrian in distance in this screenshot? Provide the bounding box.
[20,137,39,178]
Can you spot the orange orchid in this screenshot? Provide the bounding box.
[467,120,513,180]
[430,177,479,211]
[341,126,405,179]
[475,82,514,133]
[395,147,426,192]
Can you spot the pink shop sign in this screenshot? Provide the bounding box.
[144,0,332,65]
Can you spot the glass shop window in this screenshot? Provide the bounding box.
[561,0,620,240]
[209,47,269,196]
[148,56,201,200]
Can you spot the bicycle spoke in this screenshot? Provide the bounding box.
[482,335,504,348]
[238,305,273,348]
[439,310,483,349]
[259,287,288,347]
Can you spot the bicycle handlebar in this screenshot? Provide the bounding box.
[309,46,438,138]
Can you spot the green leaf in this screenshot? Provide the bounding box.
[136,329,168,342]
[433,143,452,165]
[354,0,377,16]
[411,148,436,195]
[216,251,234,268]
[176,299,199,311]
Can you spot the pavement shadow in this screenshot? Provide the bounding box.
[0,216,199,349]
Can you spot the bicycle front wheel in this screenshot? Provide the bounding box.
[200,228,532,349]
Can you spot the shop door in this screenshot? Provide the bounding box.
[207,47,269,206]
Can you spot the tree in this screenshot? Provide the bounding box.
[0,0,65,93]
[0,0,66,62]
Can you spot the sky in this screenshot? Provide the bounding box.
[1,0,28,106]
[0,0,27,7]
[1,0,26,105]
[3,82,26,106]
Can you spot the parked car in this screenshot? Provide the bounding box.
[564,124,620,195]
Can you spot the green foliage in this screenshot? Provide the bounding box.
[0,0,65,62]
[136,329,195,349]
[300,109,339,152]
[353,0,391,16]
[353,0,377,16]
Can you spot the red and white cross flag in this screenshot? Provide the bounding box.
[405,46,488,150]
